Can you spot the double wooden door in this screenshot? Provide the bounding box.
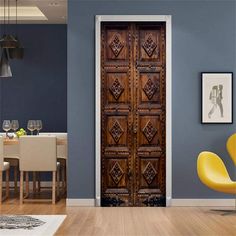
[101,22,166,207]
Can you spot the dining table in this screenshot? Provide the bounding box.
[3,134,67,193]
[3,137,67,145]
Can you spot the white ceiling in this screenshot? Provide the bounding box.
[0,0,67,24]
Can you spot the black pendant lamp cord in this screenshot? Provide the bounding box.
[8,0,10,37]
[16,0,18,38]
[3,0,6,35]
[8,0,10,26]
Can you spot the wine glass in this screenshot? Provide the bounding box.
[35,120,42,135]
[11,120,19,134]
[2,120,11,138]
[27,120,36,135]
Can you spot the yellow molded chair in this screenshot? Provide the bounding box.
[197,151,236,214]
[226,133,236,166]
[197,152,236,194]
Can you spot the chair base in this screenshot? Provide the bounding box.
[20,170,60,205]
[211,209,236,216]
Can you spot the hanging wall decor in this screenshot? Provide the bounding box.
[201,72,233,124]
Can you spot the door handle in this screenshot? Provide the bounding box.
[127,170,132,179]
[128,124,133,132]
[128,124,137,134]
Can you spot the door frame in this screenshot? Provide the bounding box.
[95,15,172,207]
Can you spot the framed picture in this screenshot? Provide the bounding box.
[201,72,233,124]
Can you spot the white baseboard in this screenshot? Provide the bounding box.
[95,197,100,206]
[166,196,171,206]
[171,199,235,207]
[66,198,95,206]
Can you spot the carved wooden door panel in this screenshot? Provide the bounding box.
[101,23,134,207]
[133,23,166,206]
[101,22,166,207]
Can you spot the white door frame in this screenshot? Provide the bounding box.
[95,15,172,207]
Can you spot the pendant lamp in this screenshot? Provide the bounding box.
[0,34,18,49]
[0,0,18,49]
[0,49,12,78]
[9,37,24,59]
[8,0,24,59]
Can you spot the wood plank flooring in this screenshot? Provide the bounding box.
[0,199,236,236]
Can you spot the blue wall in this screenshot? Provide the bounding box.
[68,0,236,199]
[0,25,67,132]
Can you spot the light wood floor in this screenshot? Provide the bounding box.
[1,199,236,236]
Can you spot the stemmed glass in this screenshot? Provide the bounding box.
[2,120,11,138]
[11,120,19,135]
[27,120,36,135]
[35,120,42,135]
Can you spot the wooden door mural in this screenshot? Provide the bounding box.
[101,22,166,207]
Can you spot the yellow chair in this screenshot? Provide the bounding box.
[226,133,236,165]
[197,151,236,214]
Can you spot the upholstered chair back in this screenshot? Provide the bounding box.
[19,136,57,171]
[54,133,67,158]
[4,144,19,158]
[39,133,67,159]
[0,136,4,171]
[0,132,19,159]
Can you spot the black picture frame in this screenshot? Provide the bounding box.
[201,72,233,124]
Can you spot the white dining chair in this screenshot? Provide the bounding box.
[40,133,67,195]
[4,143,19,193]
[0,136,10,203]
[0,132,19,193]
[19,136,60,204]
[55,133,67,194]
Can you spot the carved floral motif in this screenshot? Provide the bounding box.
[142,120,157,143]
[143,196,166,206]
[110,162,124,184]
[143,77,157,100]
[143,162,157,185]
[109,34,124,57]
[109,120,124,143]
[101,197,125,206]
[110,78,124,100]
[142,34,157,57]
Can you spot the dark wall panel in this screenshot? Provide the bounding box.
[0,25,67,132]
